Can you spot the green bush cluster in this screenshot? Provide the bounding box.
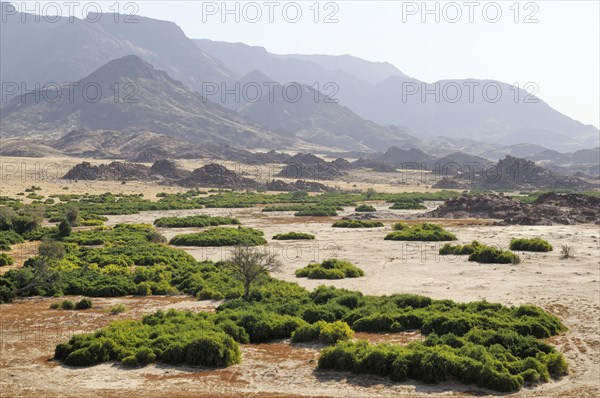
[294,207,338,217]
[0,253,14,266]
[296,259,364,279]
[0,230,24,251]
[355,204,376,212]
[170,227,267,246]
[439,241,482,255]
[292,320,354,345]
[332,220,384,228]
[509,238,553,252]
[54,310,241,368]
[385,223,457,241]
[153,215,240,228]
[52,298,92,310]
[468,246,521,264]
[272,232,315,240]
[440,241,521,264]
[318,330,568,392]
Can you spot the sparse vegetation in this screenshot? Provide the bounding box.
[272,232,315,240]
[439,241,482,255]
[560,245,575,259]
[170,227,267,247]
[332,220,384,228]
[389,201,427,210]
[154,215,240,228]
[295,259,364,279]
[385,223,457,241]
[510,238,553,252]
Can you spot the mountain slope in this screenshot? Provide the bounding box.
[0,8,236,96]
[238,81,419,152]
[0,55,296,149]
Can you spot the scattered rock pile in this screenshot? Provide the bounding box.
[426,193,599,225]
[63,161,150,181]
[149,159,189,179]
[277,153,345,180]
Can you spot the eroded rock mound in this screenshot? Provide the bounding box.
[265,179,334,192]
[426,193,599,225]
[178,163,259,189]
[63,161,150,181]
[277,153,345,181]
[149,160,189,179]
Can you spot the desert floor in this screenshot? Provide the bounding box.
[0,158,598,397]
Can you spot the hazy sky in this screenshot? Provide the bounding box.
[23,1,600,128]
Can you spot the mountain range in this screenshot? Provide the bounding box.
[1,5,598,164]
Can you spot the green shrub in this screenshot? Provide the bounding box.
[154,215,240,228]
[0,230,24,251]
[57,219,72,237]
[439,241,482,255]
[385,223,457,241]
[50,302,61,309]
[61,300,75,310]
[355,204,376,212]
[272,232,315,240]
[109,304,127,315]
[170,227,267,246]
[0,253,14,266]
[332,220,383,228]
[509,238,553,252]
[296,259,364,279]
[75,297,93,310]
[392,222,409,231]
[468,246,520,264]
[292,320,354,345]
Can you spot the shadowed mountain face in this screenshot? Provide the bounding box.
[0,55,296,149]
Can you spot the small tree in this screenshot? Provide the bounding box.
[38,239,65,260]
[58,219,72,237]
[65,206,80,226]
[226,246,283,301]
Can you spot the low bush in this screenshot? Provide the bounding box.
[355,204,376,212]
[61,300,75,310]
[509,238,553,252]
[296,259,364,279]
[385,223,457,241]
[154,215,240,228]
[392,222,409,231]
[439,241,482,255]
[332,220,383,228]
[389,201,426,210]
[109,304,127,315]
[75,297,93,310]
[0,253,14,266]
[0,230,24,251]
[272,232,315,240]
[170,227,267,247]
[292,320,354,345]
[468,246,520,264]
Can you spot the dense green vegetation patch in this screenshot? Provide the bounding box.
[509,238,553,252]
[170,227,267,247]
[0,230,24,251]
[294,207,338,217]
[439,241,482,255]
[154,215,240,228]
[55,310,241,368]
[332,220,384,228]
[0,253,14,266]
[292,320,354,345]
[385,223,457,241]
[389,201,427,210]
[295,259,364,279]
[272,232,315,240]
[355,204,376,212]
